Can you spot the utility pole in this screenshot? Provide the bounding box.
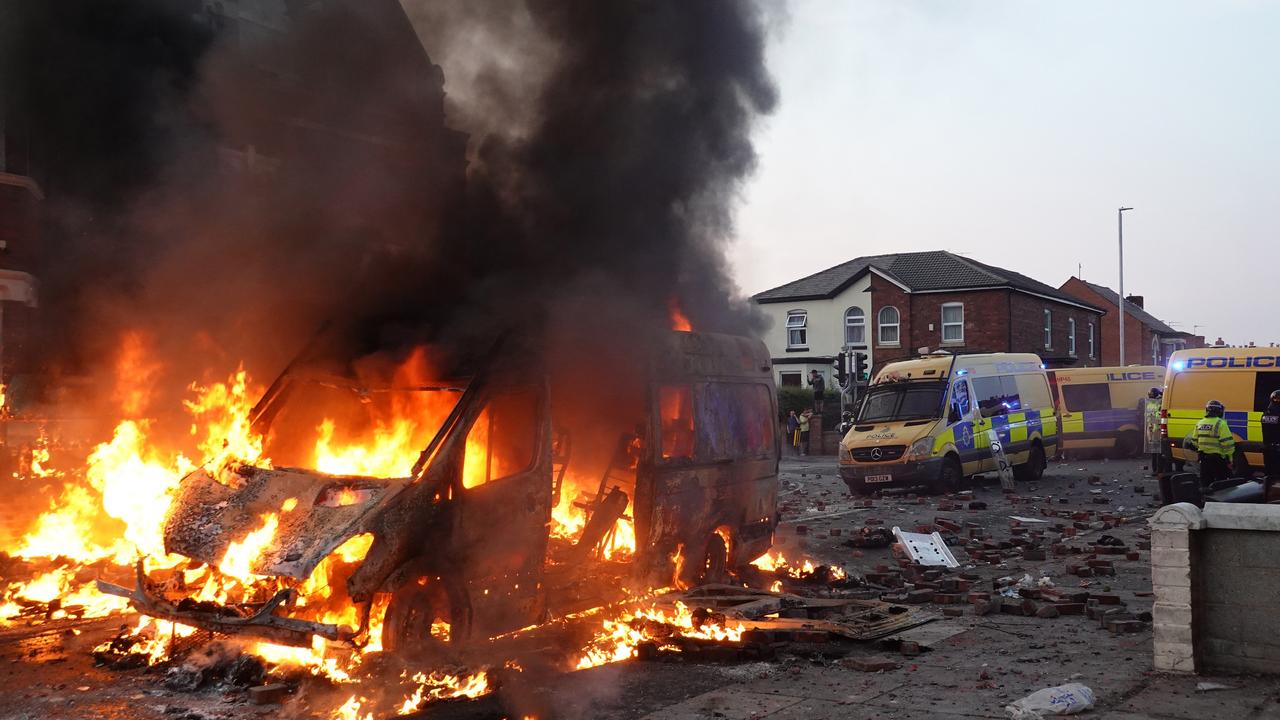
[1118,207,1133,366]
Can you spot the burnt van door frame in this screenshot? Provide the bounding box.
[449,382,554,588]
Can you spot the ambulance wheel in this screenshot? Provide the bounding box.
[929,456,963,495]
[1173,459,1186,473]
[1015,443,1046,482]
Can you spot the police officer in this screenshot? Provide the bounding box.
[1143,387,1163,475]
[1193,399,1236,485]
[1262,390,1280,480]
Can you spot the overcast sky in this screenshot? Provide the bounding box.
[733,0,1278,345]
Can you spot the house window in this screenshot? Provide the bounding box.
[1068,318,1076,355]
[878,306,900,346]
[786,311,808,349]
[1088,322,1095,358]
[1043,309,1052,349]
[1152,335,1160,366]
[844,307,865,346]
[779,372,802,387]
[941,303,964,344]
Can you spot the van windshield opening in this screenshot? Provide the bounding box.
[856,381,946,423]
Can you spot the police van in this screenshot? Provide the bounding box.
[1048,365,1162,458]
[838,353,1058,495]
[1162,347,1280,474]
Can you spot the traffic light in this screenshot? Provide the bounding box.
[834,351,848,385]
[854,352,868,382]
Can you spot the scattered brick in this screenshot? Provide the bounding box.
[1035,605,1060,619]
[843,656,901,672]
[250,684,290,705]
[1107,619,1145,634]
[1089,593,1123,605]
[943,607,965,617]
[795,525,809,535]
[899,640,922,656]
[968,501,988,510]
[1053,602,1085,616]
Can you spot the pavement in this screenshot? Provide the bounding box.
[5,455,1280,719]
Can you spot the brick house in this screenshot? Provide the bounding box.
[1058,278,1203,366]
[753,251,1106,389]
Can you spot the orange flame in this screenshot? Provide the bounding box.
[668,298,693,332]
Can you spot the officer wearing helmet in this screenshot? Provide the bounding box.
[1142,387,1163,474]
[1262,389,1280,480]
[1192,399,1235,484]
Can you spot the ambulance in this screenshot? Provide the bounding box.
[1162,347,1280,474]
[1048,365,1163,457]
[838,353,1058,495]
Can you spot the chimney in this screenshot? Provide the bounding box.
[1214,337,1226,347]
[1125,294,1144,309]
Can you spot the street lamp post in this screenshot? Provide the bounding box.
[1118,207,1133,366]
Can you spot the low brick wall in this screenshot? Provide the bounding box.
[1149,503,1280,674]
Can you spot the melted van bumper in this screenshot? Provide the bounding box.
[839,457,944,493]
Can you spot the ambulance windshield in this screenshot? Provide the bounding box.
[856,381,946,423]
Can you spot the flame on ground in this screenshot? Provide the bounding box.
[574,599,745,670]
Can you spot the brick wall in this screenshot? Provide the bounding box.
[1197,529,1280,673]
[1149,503,1280,676]
[1059,277,1155,366]
[868,274,1102,374]
[1009,293,1103,367]
[870,274,912,370]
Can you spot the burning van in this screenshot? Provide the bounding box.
[100,330,779,652]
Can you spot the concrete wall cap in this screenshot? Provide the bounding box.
[1201,502,1280,531]
[1150,502,1205,531]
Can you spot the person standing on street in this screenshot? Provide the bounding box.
[786,410,801,456]
[798,409,812,456]
[808,370,826,414]
[1192,399,1235,485]
[1261,390,1280,482]
[1143,387,1164,475]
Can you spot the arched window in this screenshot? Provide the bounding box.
[1152,335,1160,365]
[878,306,900,345]
[844,307,865,346]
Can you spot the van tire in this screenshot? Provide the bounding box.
[1113,431,1140,458]
[929,456,963,495]
[1234,449,1251,478]
[1015,443,1046,482]
[383,579,457,655]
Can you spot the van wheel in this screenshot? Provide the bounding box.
[929,457,963,495]
[1113,431,1140,458]
[682,533,729,587]
[1233,450,1251,478]
[1014,443,1046,482]
[383,580,460,656]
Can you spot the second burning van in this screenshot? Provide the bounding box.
[838,353,1058,494]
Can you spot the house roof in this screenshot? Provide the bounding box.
[752,250,1102,312]
[1075,280,1181,335]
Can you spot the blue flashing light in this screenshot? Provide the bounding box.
[1040,363,1046,369]
[956,369,968,376]
[1172,361,1186,372]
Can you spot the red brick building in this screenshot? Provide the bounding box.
[754,251,1105,381]
[1058,278,1203,366]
